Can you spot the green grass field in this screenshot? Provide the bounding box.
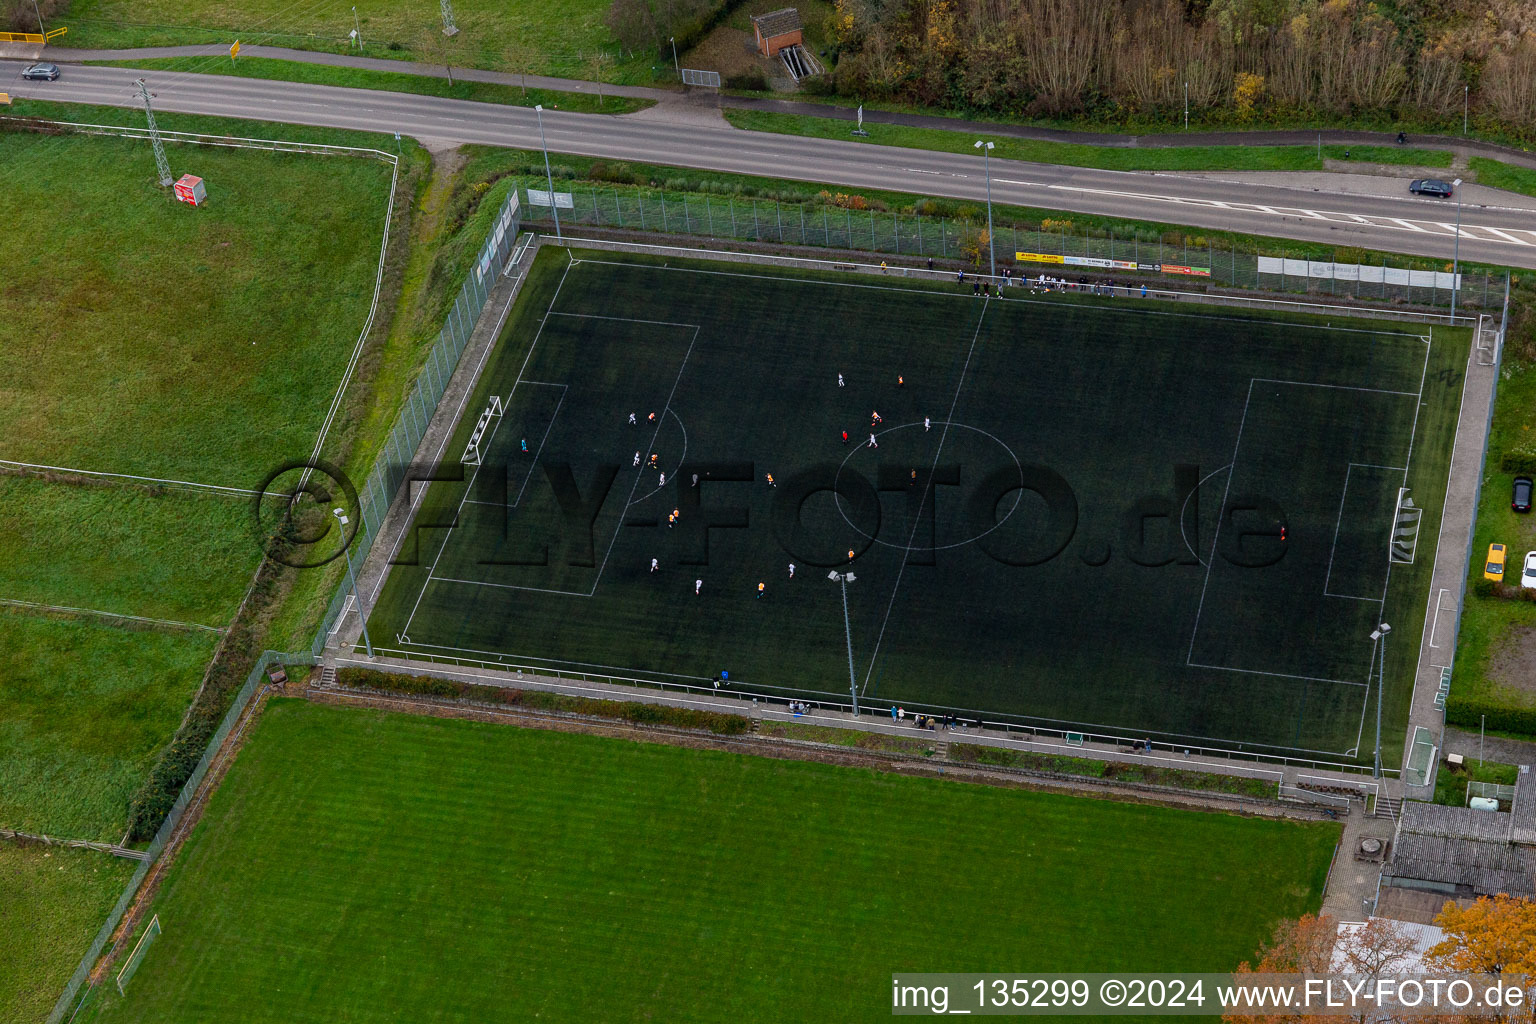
[1449,360,1536,725]
[58,0,655,82]
[87,700,1337,1022]
[0,843,134,1024]
[91,57,653,115]
[721,110,1455,173]
[0,477,256,626]
[0,125,389,838]
[0,130,391,485]
[0,611,217,838]
[369,248,1464,758]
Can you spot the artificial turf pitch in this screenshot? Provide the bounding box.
[370,249,1465,758]
[87,700,1337,1023]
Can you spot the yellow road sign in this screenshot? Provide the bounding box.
[230,39,240,58]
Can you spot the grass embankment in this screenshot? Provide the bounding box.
[0,843,135,1024]
[57,0,655,83]
[89,57,652,114]
[722,109,1454,173]
[90,700,1337,1022]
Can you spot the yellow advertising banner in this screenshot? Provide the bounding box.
[1014,252,1064,264]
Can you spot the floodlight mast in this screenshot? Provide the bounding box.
[334,508,374,658]
[1369,623,1390,778]
[829,571,858,715]
[133,79,174,187]
[974,140,995,282]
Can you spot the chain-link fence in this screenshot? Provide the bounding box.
[530,181,1505,311]
[309,184,525,659]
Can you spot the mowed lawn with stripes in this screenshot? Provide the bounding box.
[89,700,1337,1022]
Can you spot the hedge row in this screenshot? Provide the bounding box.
[335,667,751,735]
[1499,447,1536,475]
[1472,579,1536,602]
[1446,695,1536,737]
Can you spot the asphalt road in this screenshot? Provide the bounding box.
[8,59,1536,270]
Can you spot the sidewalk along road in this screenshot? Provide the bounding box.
[5,59,1536,269]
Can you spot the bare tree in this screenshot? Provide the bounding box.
[1014,0,1112,114]
[1482,36,1536,130]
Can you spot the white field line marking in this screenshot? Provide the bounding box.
[860,298,991,696]
[1185,662,1370,688]
[1322,463,1409,601]
[508,384,568,509]
[1186,379,1254,665]
[1250,377,1419,397]
[371,268,526,603]
[400,260,576,634]
[586,325,702,597]
[422,321,701,602]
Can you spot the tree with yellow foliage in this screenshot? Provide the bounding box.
[1428,894,1536,975]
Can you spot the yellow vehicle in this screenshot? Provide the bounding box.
[1485,543,1508,581]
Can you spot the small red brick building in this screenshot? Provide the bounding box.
[752,8,803,58]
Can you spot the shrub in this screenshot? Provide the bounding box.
[1500,446,1536,474]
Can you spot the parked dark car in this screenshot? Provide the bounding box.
[1409,179,1454,198]
[1514,476,1533,513]
[20,62,60,81]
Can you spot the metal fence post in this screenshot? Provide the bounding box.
[776,201,783,243]
[753,199,760,240]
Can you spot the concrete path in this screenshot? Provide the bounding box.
[1399,309,1501,798]
[46,43,1536,170]
[1320,807,1394,921]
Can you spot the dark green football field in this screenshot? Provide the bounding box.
[369,248,1467,758]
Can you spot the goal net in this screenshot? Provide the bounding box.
[116,915,161,996]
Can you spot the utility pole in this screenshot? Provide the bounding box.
[133,79,174,187]
[670,36,680,80]
[1370,623,1390,778]
[535,105,561,241]
[1464,85,1469,136]
[351,6,362,49]
[439,0,458,36]
[31,0,44,35]
[1451,178,1464,320]
[333,509,374,658]
[1183,80,1188,130]
[829,571,858,716]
